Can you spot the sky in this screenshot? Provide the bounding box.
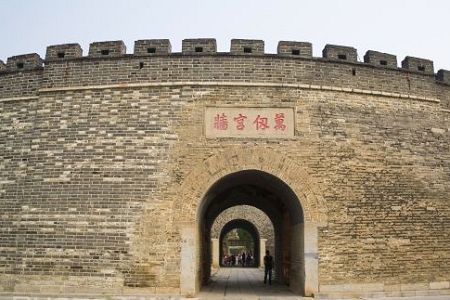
[0,0,449,70]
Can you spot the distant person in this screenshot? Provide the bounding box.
[246,254,252,266]
[263,250,273,285]
[241,252,246,267]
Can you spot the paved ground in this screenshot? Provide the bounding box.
[198,267,303,299]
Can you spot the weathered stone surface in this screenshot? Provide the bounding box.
[0,38,449,298]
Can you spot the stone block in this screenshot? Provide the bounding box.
[46,43,83,60]
[230,39,264,55]
[402,56,434,74]
[0,59,5,71]
[384,284,401,292]
[134,39,171,55]
[401,282,429,291]
[6,53,43,71]
[277,41,312,58]
[364,50,397,68]
[430,281,450,289]
[320,283,384,292]
[88,40,126,57]
[323,44,358,62]
[182,38,216,54]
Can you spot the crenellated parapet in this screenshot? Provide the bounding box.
[0,39,449,93]
[0,38,448,78]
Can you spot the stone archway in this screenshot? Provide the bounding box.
[211,205,274,268]
[218,219,260,267]
[174,147,328,297]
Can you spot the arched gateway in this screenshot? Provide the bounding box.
[210,205,275,269]
[218,219,260,267]
[174,147,328,296]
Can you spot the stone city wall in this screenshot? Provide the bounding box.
[0,38,449,298]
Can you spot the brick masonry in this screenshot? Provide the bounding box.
[0,39,449,298]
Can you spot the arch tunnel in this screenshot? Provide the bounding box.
[197,169,306,294]
[219,218,260,267]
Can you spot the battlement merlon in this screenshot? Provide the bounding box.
[88,40,126,58]
[6,53,43,71]
[0,59,5,71]
[437,69,450,85]
[277,41,312,58]
[231,39,264,55]
[182,38,217,54]
[323,44,358,62]
[364,50,397,68]
[46,43,82,61]
[402,56,434,74]
[134,39,171,56]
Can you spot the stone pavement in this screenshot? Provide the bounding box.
[198,267,304,299]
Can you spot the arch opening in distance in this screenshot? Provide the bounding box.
[198,169,306,295]
[219,219,260,267]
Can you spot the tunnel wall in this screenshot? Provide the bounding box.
[0,39,449,298]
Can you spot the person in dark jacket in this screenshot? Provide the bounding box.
[263,250,273,285]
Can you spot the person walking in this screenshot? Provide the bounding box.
[263,250,273,285]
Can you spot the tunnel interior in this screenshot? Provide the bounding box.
[198,169,305,294]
